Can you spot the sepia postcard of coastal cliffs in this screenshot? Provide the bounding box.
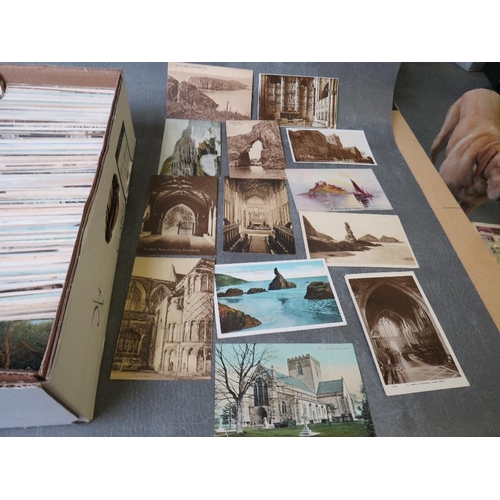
[214,258,346,338]
[286,128,376,165]
[167,63,253,121]
[299,212,418,268]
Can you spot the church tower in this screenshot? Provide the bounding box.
[287,354,323,393]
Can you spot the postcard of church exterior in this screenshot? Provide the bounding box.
[345,271,469,396]
[214,259,346,338]
[110,257,214,380]
[214,342,375,436]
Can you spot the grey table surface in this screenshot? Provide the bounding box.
[1,62,499,437]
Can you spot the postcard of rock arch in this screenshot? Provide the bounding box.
[345,271,469,396]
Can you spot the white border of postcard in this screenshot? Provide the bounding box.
[345,271,469,396]
[214,258,346,339]
[299,212,419,268]
[286,128,376,165]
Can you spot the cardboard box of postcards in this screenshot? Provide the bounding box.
[0,65,136,428]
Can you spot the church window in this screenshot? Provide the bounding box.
[254,377,269,406]
[282,401,287,414]
[297,362,303,375]
[126,281,146,311]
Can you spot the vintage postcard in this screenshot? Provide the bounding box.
[258,73,339,128]
[226,120,286,179]
[214,258,346,338]
[110,257,215,381]
[137,175,217,256]
[222,177,295,254]
[157,118,221,176]
[345,271,469,396]
[214,342,375,437]
[167,62,253,121]
[300,212,418,268]
[473,222,500,265]
[0,319,53,373]
[287,128,376,165]
[286,168,392,212]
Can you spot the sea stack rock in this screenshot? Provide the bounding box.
[304,282,334,300]
[268,267,297,290]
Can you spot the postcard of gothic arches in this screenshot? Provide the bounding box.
[137,175,217,256]
[110,256,215,380]
[345,271,469,396]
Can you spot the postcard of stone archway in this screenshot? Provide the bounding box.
[137,175,217,256]
[214,259,346,339]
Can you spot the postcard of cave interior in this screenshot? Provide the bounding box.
[214,258,346,338]
[345,271,469,396]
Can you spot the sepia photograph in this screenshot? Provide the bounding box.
[157,118,221,176]
[223,177,295,254]
[300,212,418,268]
[137,175,217,256]
[226,120,286,180]
[286,168,392,212]
[214,342,375,437]
[345,272,469,396]
[167,62,253,121]
[214,258,346,338]
[287,128,376,164]
[111,257,215,380]
[258,73,339,128]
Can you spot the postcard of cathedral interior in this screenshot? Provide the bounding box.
[286,168,392,212]
[222,177,296,254]
[257,73,339,128]
[166,62,253,122]
[214,342,376,437]
[137,175,217,256]
[286,128,376,165]
[110,257,215,380]
[345,271,469,396]
[214,259,346,339]
[299,212,419,268]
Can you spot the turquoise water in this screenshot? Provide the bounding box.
[217,276,343,334]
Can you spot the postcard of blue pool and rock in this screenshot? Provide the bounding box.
[214,259,346,338]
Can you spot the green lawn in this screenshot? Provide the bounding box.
[216,420,372,437]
